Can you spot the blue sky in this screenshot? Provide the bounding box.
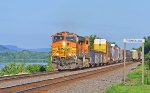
[0,0,149,49]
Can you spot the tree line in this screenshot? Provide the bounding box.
[142,36,150,69]
[0,50,49,62]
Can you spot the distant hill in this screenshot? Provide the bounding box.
[0,45,50,62]
[1,45,50,52]
[3,45,23,51]
[0,45,9,52]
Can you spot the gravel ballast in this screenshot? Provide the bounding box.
[48,62,140,93]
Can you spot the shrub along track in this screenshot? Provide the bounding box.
[0,62,134,93]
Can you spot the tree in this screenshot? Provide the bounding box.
[144,36,150,54]
[46,51,54,72]
[111,42,118,47]
[89,35,97,49]
[145,52,150,69]
[138,36,150,69]
[138,36,150,54]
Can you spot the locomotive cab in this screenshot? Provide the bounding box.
[52,32,77,59]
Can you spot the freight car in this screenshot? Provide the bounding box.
[126,50,132,62]
[51,31,140,70]
[131,50,142,62]
[111,44,117,63]
[119,48,124,62]
[110,44,124,63]
[138,51,142,61]
[94,39,111,65]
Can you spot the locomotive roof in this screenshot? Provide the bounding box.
[56,31,78,36]
[53,31,90,39]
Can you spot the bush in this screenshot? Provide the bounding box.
[145,53,150,69]
[0,62,26,76]
[40,65,47,71]
[46,62,54,72]
[26,64,46,73]
[145,77,150,85]
[46,52,54,72]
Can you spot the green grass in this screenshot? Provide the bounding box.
[106,64,150,93]
[128,66,142,79]
[107,85,150,93]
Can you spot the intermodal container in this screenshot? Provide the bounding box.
[131,50,138,60]
[94,39,100,51]
[99,39,107,53]
[94,39,111,63]
[126,50,132,61]
[119,48,124,61]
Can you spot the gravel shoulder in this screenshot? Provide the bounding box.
[48,62,140,93]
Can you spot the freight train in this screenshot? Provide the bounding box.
[51,32,142,70]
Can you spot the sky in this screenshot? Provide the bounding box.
[0,0,150,49]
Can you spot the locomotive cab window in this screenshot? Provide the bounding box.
[66,36,76,42]
[53,36,64,42]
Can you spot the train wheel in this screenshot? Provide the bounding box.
[106,62,109,65]
[89,63,92,68]
[58,69,62,71]
[92,64,95,67]
[96,63,99,67]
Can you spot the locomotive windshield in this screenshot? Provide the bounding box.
[53,36,64,42]
[66,36,76,42]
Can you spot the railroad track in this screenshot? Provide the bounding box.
[0,71,60,84]
[0,62,134,93]
[0,62,122,84]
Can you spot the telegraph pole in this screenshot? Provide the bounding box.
[142,43,144,85]
[123,42,126,84]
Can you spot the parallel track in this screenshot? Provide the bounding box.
[0,71,59,84]
[0,62,134,93]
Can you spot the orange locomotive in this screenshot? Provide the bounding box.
[52,32,90,70]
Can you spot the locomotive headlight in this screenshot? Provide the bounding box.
[69,53,71,56]
[56,53,59,56]
[62,41,66,46]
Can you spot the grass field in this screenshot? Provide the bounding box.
[106,64,150,93]
[106,85,150,93]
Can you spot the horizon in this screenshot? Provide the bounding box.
[0,0,149,49]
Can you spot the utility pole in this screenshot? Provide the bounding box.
[123,42,126,84]
[142,43,144,85]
